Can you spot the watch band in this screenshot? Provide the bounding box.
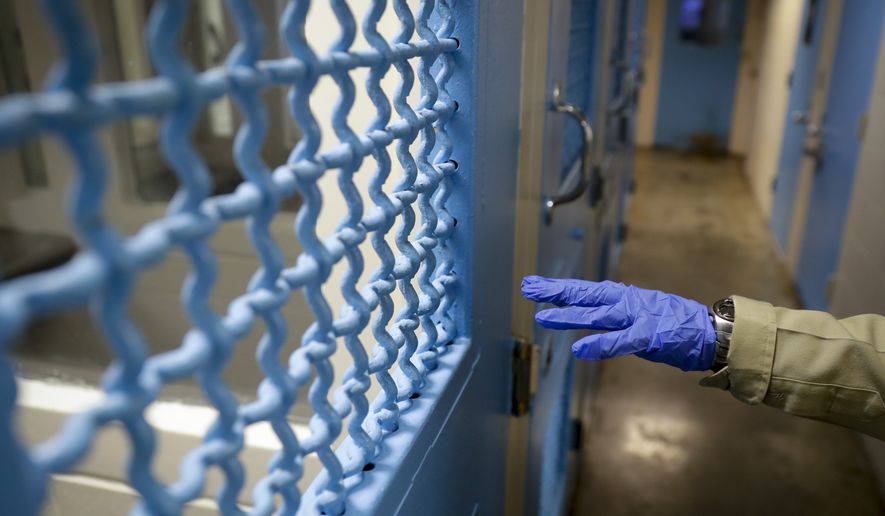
[709,297,735,371]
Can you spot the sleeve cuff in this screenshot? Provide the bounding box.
[699,295,777,405]
[699,366,730,389]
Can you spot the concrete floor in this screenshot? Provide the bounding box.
[571,151,884,515]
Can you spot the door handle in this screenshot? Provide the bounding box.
[608,70,638,117]
[803,142,824,163]
[805,124,822,138]
[792,111,823,137]
[543,84,595,225]
[793,110,824,160]
[792,110,811,125]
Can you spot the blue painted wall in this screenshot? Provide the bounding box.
[654,0,747,149]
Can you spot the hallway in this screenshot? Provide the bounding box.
[571,151,884,515]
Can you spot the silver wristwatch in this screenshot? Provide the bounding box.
[709,297,735,371]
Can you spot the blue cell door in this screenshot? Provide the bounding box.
[794,2,885,310]
[770,0,832,253]
[521,0,617,515]
[599,0,646,280]
[0,1,526,515]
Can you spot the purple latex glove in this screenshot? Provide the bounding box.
[521,276,716,371]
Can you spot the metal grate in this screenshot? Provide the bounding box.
[0,0,459,514]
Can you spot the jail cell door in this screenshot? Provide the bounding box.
[511,0,617,514]
[598,0,644,280]
[793,1,885,310]
[0,1,524,516]
[769,0,837,261]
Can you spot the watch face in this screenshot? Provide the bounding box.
[713,298,735,322]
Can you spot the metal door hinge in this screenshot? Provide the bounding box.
[570,418,583,451]
[511,336,539,417]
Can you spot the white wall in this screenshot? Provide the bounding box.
[830,22,885,499]
[635,0,666,147]
[729,0,766,155]
[743,0,805,216]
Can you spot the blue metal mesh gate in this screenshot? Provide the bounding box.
[0,0,460,514]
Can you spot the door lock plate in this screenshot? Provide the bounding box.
[511,336,539,417]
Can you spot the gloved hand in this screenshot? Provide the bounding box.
[521,276,716,371]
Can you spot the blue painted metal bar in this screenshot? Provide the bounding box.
[0,0,460,514]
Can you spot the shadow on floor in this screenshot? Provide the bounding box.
[570,151,884,515]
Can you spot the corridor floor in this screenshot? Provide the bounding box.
[571,151,884,515]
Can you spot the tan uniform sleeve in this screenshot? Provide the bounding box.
[700,295,885,440]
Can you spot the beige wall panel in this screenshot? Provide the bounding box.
[635,0,666,147]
